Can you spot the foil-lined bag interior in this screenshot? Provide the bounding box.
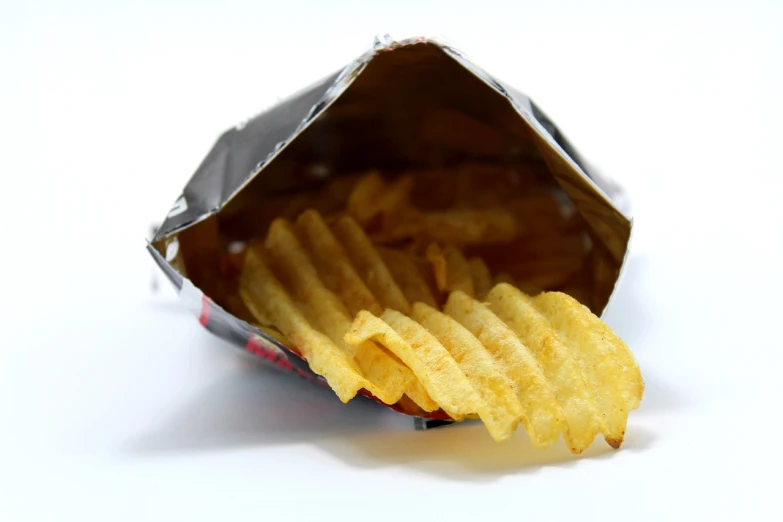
[149,37,632,422]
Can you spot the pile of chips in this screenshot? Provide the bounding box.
[238,168,643,453]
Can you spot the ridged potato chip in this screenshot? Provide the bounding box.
[378,247,437,308]
[486,284,602,453]
[332,216,411,314]
[411,302,523,442]
[533,292,644,447]
[425,243,474,296]
[373,208,518,246]
[347,170,413,228]
[401,377,440,413]
[296,209,383,317]
[264,219,414,405]
[468,257,492,298]
[239,248,369,403]
[444,290,565,449]
[345,309,480,421]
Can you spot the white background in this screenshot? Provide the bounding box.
[2,0,782,520]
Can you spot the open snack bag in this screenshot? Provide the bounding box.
[148,36,643,454]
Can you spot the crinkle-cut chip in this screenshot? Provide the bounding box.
[442,246,474,296]
[444,291,565,449]
[378,248,437,308]
[332,216,411,314]
[534,292,645,409]
[347,171,413,227]
[393,394,429,416]
[347,170,385,224]
[265,219,351,340]
[425,243,474,296]
[486,284,602,453]
[239,248,368,403]
[370,208,518,246]
[345,310,480,420]
[366,216,419,245]
[415,253,442,298]
[408,249,443,308]
[425,243,447,291]
[323,172,363,207]
[242,286,275,326]
[468,257,492,298]
[411,303,523,442]
[380,176,414,222]
[414,208,518,245]
[404,379,440,412]
[296,209,383,317]
[265,219,413,405]
[533,292,644,448]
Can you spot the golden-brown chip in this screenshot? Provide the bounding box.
[393,394,431,416]
[347,171,413,228]
[346,170,385,225]
[381,176,414,224]
[345,309,480,420]
[369,206,518,246]
[332,216,411,314]
[404,379,440,412]
[486,284,602,452]
[533,292,644,448]
[468,257,492,298]
[442,245,474,296]
[265,219,350,340]
[411,302,523,442]
[425,243,474,296]
[444,291,565,449]
[377,248,437,307]
[239,247,367,403]
[322,173,363,209]
[296,209,382,316]
[415,208,518,245]
[264,219,413,405]
[425,242,447,291]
